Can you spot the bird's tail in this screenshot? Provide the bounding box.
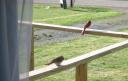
[45,61,54,65]
[45,62,52,65]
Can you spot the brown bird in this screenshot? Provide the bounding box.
[81,20,91,35]
[45,56,64,66]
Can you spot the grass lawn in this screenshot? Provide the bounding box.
[33,4,121,25]
[34,29,128,81]
[33,4,128,81]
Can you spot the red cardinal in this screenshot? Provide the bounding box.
[81,20,91,35]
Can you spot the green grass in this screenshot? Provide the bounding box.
[33,4,128,81]
[33,4,121,25]
[34,36,124,68]
[34,29,128,81]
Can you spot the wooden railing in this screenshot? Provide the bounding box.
[29,22,128,81]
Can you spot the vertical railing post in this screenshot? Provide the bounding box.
[30,27,34,71]
[75,63,88,81]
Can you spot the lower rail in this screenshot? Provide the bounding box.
[29,40,128,81]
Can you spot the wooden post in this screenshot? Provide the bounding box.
[30,27,34,71]
[76,63,87,81]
